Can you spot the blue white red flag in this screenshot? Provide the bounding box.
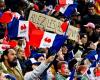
[29,29,67,49]
[58,0,73,5]
[60,3,77,17]
[7,18,29,40]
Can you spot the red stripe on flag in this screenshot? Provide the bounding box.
[59,0,66,5]
[55,4,66,11]
[30,29,44,48]
[29,21,38,32]
[61,21,69,32]
[25,41,30,58]
[0,11,13,23]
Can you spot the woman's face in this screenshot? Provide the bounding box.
[17,49,25,59]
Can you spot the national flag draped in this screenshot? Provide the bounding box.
[85,50,97,60]
[29,29,67,49]
[58,0,73,5]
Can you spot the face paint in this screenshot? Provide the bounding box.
[95,68,100,77]
[61,64,67,74]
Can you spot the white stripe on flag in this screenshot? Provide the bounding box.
[60,5,69,14]
[95,54,98,60]
[66,0,73,4]
[40,32,56,48]
[18,21,29,40]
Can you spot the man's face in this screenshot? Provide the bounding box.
[0,1,5,10]
[85,27,93,32]
[60,64,69,77]
[88,7,95,15]
[6,49,17,67]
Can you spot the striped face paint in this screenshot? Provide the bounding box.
[61,64,69,75]
[95,67,100,77]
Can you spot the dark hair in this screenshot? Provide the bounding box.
[86,41,93,48]
[95,24,100,29]
[80,33,87,39]
[87,2,94,8]
[1,48,12,61]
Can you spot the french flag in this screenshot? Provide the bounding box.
[7,18,37,40]
[7,18,29,40]
[29,29,67,49]
[0,11,23,23]
[85,50,97,60]
[61,21,69,32]
[12,12,21,19]
[58,0,73,5]
[54,4,66,12]
[60,3,78,17]
[0,11,13,23]
[7,18,37,57]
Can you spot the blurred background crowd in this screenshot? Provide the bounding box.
[0,0,100,80]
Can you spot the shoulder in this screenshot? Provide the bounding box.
[0,62,8,73]
[81,75,89,80]
[83,15,89,19]
[55,72,66,80]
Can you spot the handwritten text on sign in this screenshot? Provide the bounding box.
[67,25,80,41]
[28,11,63,34]
[28,11,80,41]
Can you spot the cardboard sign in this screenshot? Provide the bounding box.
[28,11,63,34]
[67,25,80,41]
[28,11,80,41]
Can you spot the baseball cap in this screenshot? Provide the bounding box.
[84,22,95,29]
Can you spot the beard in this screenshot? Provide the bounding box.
[8,58,17,67]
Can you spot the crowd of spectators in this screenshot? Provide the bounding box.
[0,0,100,80]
